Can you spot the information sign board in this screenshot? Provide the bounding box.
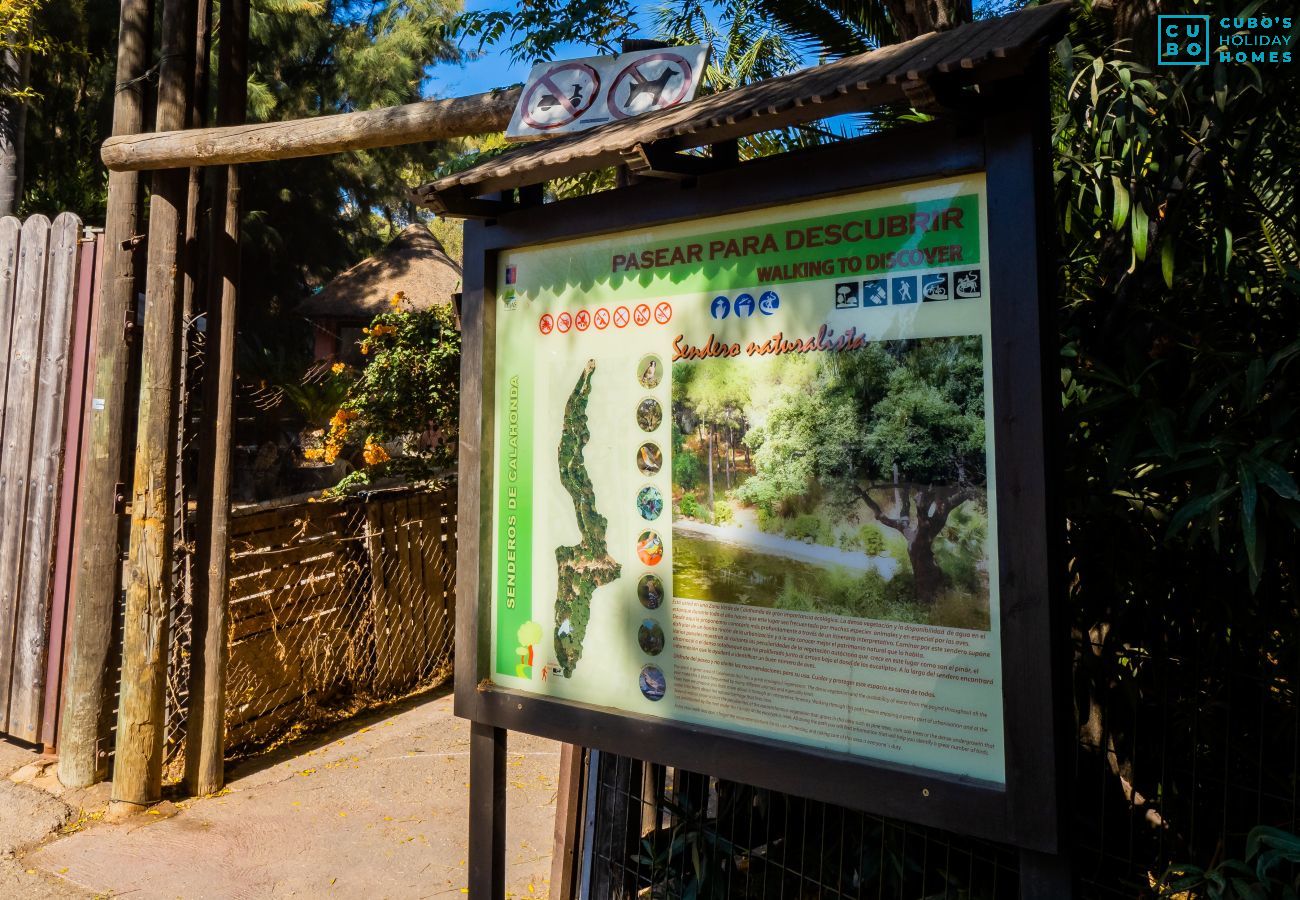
[454,112,1067,873]
[489,176,1008,782]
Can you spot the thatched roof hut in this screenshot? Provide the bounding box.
[299,224,461,360]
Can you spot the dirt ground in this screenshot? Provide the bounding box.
[7,687,560,899]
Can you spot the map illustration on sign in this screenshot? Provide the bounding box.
[552,360,622,677]
[507,45,708,141]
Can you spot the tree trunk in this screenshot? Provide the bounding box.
[883,0,972,41]
[0,47,21,217]
[112,0,197,810]
[906,507,948,605]
[706,426,715,513]
[863,483,964,606]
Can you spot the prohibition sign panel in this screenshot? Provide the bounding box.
[506,45,708,140]
[607,51,698,119]
[519,62,599,131]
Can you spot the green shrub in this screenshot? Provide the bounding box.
[713,501,733,524]
[672,448,703,490]
[679,492,701,519]
[785,514,824,543]
[859,525,886,556]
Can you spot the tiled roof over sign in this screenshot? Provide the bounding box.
[414,1,1069,211]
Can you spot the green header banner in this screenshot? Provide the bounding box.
[510,193,981,305]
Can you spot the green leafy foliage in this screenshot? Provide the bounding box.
[679,491,702,519]
[859,524,886,556]
[456,0,634,63]
[343,302,460,465]
[18,0,114,217]
[1055,7,1300,884]
[1159,826,1300,899]
[238,0,465,342]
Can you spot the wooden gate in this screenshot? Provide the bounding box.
[0,213,82,743]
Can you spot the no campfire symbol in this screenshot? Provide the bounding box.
[520,62,600,130]
[608,53,695,120]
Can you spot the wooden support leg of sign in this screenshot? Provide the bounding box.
[549,744,585,900]
[983,59,1074,900]
[469,721,507,898]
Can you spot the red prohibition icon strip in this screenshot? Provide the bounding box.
[574,309,591,331]
[556,311,572,333]
[612,306,630,328]
[633,304,652,326]
[653,302,672,324]
[539,314,553,335]
[593,307,610,329]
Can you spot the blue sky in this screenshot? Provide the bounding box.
[430,1,665,96]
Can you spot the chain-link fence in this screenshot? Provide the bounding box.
[219,484,457,755]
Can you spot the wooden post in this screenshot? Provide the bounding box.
[57,0,152,790]
[469,722,508,898]
[110,0,196,810]
[185,0,247,797]
[549,744,585,900]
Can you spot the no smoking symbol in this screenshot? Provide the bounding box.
[556,311,572,333]
[575,309,591,331]
[633,304,651,326]
[539,314,553,335]
[653,302,672,324]
[613,306,630,328]
[593,307,610,330]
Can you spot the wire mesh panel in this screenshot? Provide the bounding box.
[1072,641,1300,897]
[222,484,456,756]
[586,753,1020,900]
[163,317,206,771]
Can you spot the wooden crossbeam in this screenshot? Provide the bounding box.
[100,88,522,172]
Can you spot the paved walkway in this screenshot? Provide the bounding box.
[23,688,560,899]
[0,739,88,898]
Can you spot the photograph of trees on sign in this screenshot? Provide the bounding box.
[670,336,991,631]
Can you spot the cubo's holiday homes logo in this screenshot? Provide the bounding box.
[1159,13,1294,65]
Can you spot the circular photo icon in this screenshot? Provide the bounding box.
[637,485,663,521]
[639,664,666,701]
[637,442,662,475]
[637,530,664,566]
[637,354,662,389]
[638,619,665,656]
[638,573,664,609]
[636,397,663,432]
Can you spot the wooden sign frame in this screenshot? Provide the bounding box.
[455,67,1068,898]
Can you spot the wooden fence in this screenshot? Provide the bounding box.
[224,485,457,751]
[0,214,83,744]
